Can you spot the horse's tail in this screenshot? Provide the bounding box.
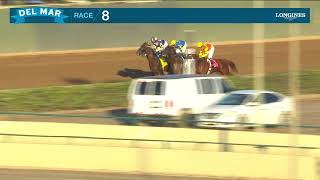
[228,61,238,74]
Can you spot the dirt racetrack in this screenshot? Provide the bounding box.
[0,39,319,90]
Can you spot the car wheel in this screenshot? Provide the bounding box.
[179,109,193,128]
[237,115,250,130]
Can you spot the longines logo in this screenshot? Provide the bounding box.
[275,13,306,21]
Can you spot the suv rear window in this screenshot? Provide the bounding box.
[135,81,166,95]
[196,79,218,94]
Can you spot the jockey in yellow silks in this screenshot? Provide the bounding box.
[197,42,218,68]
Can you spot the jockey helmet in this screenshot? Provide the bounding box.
[151,37,158,43]
[170,40,176,46]
[197,42,204,48]
[176,40,184,47]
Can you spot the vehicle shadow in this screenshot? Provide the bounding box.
[117,68,153,79]
[106,108,136,125]
[106,108,176,127]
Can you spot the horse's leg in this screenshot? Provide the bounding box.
[195,64,200,74]
[148,61,157,76]
[164,64,170,74]
[154,67,162,75]
[202,62,207,74]
[173,59,183,74]
[171,61,176,74]
[148,57,163,76]
[179,61,184,74]
[159,63,165,75]
[198,61,207,75]
[171,62,176,74]
[194,59,200,74]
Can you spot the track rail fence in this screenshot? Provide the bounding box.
[0,111,319,153]
[0,132,318,151]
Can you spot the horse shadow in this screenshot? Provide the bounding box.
[117,68,153,79]
[64,78,92,85]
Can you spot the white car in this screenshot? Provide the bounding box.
[127,74,235,118]
[196,90,292,128]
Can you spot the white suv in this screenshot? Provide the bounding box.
[127,74,235,118]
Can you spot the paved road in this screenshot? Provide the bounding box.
[0,169,258,180]
[5,98,320,135]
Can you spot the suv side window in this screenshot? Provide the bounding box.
[264,93,280,104]
[135,81,166,95]
[136,81,147,95]
[196,79,217,94]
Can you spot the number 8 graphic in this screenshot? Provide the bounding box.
[102,10,109,21]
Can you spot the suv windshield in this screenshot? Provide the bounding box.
[216,94,250,105]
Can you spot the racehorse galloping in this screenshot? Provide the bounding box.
[136,42,168,75]
[195,56,238,75]
[162,46,184,74]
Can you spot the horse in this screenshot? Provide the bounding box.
[194,55,238,75]
[162,46,184,74]
[136,42,169,76]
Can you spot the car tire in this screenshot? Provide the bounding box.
[179,109,193,128]
[238,115,250,130]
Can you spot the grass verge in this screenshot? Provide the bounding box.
[0,70,319,112]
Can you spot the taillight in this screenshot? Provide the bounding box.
[169,101,173,107]
[165,100,174,108]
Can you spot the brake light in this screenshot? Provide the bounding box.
[170,101,174,107]
[165,100,174,108]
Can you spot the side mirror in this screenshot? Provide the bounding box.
[246,102,260,106]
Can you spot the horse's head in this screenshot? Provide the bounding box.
[136,42,154,57]
[162,45,176,58]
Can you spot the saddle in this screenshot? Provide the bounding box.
[207,59,218,68]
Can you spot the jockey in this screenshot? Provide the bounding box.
[197,42,218,68]
[170,39,187,58]
[150,36,168,58]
